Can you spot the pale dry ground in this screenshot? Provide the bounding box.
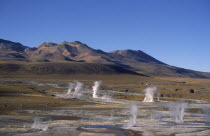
[0,97,210,136]
[0,74,210,135]
[2,74,210,101]
[1,74,210,113]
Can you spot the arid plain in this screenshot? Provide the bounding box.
[1,70,210,136]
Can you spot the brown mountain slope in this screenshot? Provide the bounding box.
[0,38,210,78]
[0,39,27,52]
[0,39,29,61]
[110,50,165,64]
[28,41,115,64]
[108,50,210,78]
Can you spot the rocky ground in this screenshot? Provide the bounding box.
[0,75,210,136]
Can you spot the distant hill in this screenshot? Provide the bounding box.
[108,50,210,78]
[27,41,112,63]
[0,39,27,52]
[110,50,165,64]
[0,38,210,78]
[0,39,28,61]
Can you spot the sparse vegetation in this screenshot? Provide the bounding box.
[0,61,139,75]
[1,73,210,114]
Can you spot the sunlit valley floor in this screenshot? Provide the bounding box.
[0,74,210,136]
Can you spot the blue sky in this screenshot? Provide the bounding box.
[0,0,210,72]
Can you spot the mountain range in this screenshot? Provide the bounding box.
[0,38,210,78]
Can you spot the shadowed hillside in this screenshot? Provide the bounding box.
[0,39,28,61]
[0,62,141,75]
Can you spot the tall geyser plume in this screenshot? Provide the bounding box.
[73,81,83,97]
[142,86,157,102]
[124,102,139,127]
[92,81,102,98]
[66,82,75,97]
[168,101,187,123]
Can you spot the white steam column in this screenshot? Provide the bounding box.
[73,81,83,97]
[168,101,187,123]
[142,86,157,102]
[92,81,102,98]
[124,102,139,127]
[66,82,75,97]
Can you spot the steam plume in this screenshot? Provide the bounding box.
[142,87,157,102]
[92,81,102,98]
[168,101,187,123]
[66,82,75,97]
[124,102,139,127]
[73,81,83,97]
